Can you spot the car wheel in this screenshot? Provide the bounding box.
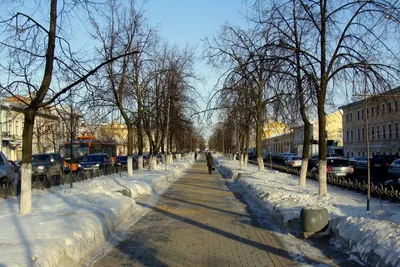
[0,177,8,187]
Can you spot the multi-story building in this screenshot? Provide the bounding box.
[263,111,343,155]
[340,87,400,157]
[0,96,86,160]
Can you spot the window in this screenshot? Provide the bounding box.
[372,126,375,140]
[395,100,398,111]
[389,124,392,139]
[371,106,374,116]
[346,131,349,142]
[382,103,385,114]
[362,128,365,141]
[389,102,392,113]
[350,112,353,121]
[377,126,380,139]
[357,128,360,141]
[366,107,369,118]
[396,123,399,139]
[357,110,360,120]
[377,105,380,115]
[351,130,354,142]
[15,121,18,136]
[361,109,364,119]
[346,114,349,122]
[383,125,386,139]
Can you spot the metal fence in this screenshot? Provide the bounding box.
[0,164,132,199]
[251,161,400,203]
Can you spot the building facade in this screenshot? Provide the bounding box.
[340,88,400,157]
[262,111,343,155]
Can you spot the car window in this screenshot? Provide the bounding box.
[327,159,351,167]
[393,159,400,165]
[82,155,103,162]
[32,155,49,162]
[0,154,4,165]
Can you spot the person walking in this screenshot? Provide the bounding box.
[194,151,198,162]
[206,152,214,174]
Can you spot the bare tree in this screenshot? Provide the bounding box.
[0,0,139,214]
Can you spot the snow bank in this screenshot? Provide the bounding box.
[0,159,192,267]
[217,158,400,267]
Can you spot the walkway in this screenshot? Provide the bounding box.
[92,159,294,266]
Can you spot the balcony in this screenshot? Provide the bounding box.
[2,131,13,141]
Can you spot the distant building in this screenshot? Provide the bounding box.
[340,87,400,157]
[0,95,85,160]
[262,111,343,154]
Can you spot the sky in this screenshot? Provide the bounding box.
[144,0,250,136]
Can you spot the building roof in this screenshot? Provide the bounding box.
[339,86,400,110]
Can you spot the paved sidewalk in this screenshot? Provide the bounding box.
[92,159,294,266]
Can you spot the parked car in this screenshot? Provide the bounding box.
[313,158,354,178]
[8,160,20,181]
[282,153,297,163]
[383,178,400,191]
[308,155,320,169]
[32,153,64,182]
[354,157,369,171]
[0,152,14,186]
[370,155,399,176]
[285,156,302,168]
[78,153,113,173]
[388,159,400,178]
[115,156,128,166]
[348,156,364,166]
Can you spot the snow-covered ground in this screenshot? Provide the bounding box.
[0,159,193,267]
[216,157,400,267]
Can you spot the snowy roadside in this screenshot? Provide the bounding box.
[215,157,400,267]
[0,159,192,267]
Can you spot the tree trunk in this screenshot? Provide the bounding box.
[127,126,134,176]
[20,109,37,215]
[318,0,328,196]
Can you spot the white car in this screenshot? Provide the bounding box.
[285,156,302,168]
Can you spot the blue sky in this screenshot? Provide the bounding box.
[144,0,249,136]
[145,1,248,96]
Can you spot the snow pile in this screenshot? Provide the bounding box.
[0,159,192,267]
[217,158,400,266]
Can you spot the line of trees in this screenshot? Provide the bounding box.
[206,0,400,195]
[0,0,202,215]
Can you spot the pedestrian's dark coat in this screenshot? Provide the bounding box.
[206,152,213,167]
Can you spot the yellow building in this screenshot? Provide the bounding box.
[263,121,290,138]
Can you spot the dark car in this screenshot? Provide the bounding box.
[348,156,364,166]
[313,158,354,178]
[32,153,64,182]
[370,155,399,177]
[0,152,13,186]
[383,178,400,191]
[78,153,113,173]
[8,160,20,181]
[115,156,129,166]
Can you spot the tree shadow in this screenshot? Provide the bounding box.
[135,201,325,266]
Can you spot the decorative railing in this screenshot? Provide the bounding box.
[250,161,400,203]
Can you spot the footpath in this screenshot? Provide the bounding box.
[90,159,294,266]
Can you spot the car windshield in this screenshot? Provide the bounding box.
[291,156,302,160]
[328,159,351,167]
[32,155,50,163]
[82,155,104,162]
